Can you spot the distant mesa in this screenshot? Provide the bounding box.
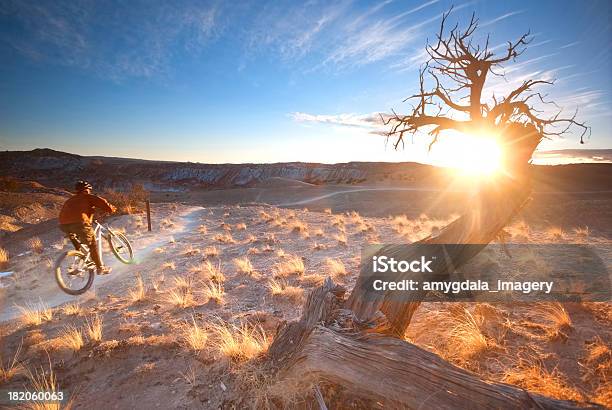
[252,177,316,188]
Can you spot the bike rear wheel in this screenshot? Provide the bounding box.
[54,250,95,295]
[108,232,134,264]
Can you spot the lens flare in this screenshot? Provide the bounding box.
[430,133,503,176]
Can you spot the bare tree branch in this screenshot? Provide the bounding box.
[383,8,589,149]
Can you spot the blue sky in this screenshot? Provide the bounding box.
[0,0,610,164]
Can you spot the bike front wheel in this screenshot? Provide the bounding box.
[54,250,95,295]
[108,232,134,264]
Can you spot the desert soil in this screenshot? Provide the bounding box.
[0,202,610,409]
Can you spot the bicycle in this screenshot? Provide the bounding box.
[54,220,134,295]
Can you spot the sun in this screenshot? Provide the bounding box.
[431,132,503,177]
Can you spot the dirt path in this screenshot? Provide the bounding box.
[276,186,444,207]
[0,205,205,322]
[276,186,612,207]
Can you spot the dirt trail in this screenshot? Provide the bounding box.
[0,205,205,322]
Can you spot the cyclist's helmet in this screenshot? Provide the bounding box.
[74,180,93,192]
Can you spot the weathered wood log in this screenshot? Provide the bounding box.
[266,278,602,409]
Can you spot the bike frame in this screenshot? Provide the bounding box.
[79,221,113,267]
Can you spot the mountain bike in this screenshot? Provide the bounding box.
[54,220,134,295]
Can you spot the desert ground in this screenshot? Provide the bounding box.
[0,181,611,409]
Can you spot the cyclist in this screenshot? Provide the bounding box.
[59,181,117,275]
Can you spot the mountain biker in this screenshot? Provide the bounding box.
[59,181,117,275]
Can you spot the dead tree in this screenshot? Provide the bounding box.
[260,10,595,409]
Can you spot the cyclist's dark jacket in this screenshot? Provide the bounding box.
[59,193,114,225]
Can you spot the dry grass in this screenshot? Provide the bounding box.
[203,245,220,258]
[234,256,254,275]
[151,274,165,292]
[61,302,81,316]
[213,233,236,244]
[349,211,363,225]
[273,255,305,277]
[58,325,84,351]
[165,286,194,308]
[173,275,192,290]
[325,258,347,278]
[202,281,225,304]
[197,260,225,283]
[268,279,304,302]
[276,248,286,258]
[17,300,53,326]
[181,315,208,351]
[312,242,327,250]
[313,228,324,237]
[85,315,103,343]
[300,273,326,286]
[0,246,8,268]
[503,361,583,402]
[289,219,308,234]
[333,232,347,246]
[259,210,273,222]
[197,224,208,234]
[538,302,573,339]
[161,218,175,229]
[546,226,566,241]
[331,215,345,228]
[573,226,590,237]
[182,245,201,257]
[209,321,269,362]
[128,274,146,303]
[0,342,23,382]
[392,214,411,230]
[22,357,72,410]
[162,261,176,271]
[26,236,44,254]
[180,365,198,387]
[581,337,611,405]
[448,308,489,360]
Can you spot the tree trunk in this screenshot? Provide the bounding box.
[262,126,600,408]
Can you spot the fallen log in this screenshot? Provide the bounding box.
[266,278,602,409]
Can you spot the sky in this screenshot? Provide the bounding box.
[0,0,611,165]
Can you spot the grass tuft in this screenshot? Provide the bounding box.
[209,321,269,362]
[28,237,44,254]
[128,274,146,302]
[181,315,208,351]
[273,255,305,277]
[325,258,347,278]
[0,246,8,268]
[0,342,24,383]
[61,302,81,316]
[85,315,103,343]
[202,281,225,304]
[17,300,53,326]
[268,279,304,302]
[234,256,254,275]
[58,325,84,351]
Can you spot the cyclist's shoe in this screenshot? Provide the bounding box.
[97,266,112,275]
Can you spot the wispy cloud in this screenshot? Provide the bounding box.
[480,10,525,27]
[0,0,222,80]
[245,0,444,73]
[560,41,580,49]
[290,112,384,128]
